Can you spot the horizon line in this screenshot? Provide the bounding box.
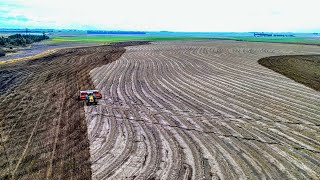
[0,28,319,34]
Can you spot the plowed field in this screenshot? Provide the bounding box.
[1,40,320,179]
[86,41,320,179]
[0,44,127,179]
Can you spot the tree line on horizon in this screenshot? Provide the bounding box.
[0,33,49,57]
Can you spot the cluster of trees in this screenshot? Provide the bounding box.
[0,49,5,57]
[0,33,49,57]
[0,34,49,48]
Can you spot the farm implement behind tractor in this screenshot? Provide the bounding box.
[78,90,102,106]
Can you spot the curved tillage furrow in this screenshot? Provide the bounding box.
[88,69,136,179]
[180,47,320,142]
[0,45,125,179]
[176,46,319,124]
[86,56,137,179]
[92,118,136,179]
[134,57,208,179]
[191,48,320,103]
[85,106,121,164]
[143,47,288,178]
[133,63,189,179]
[159,44,318,148]
[109,57,161,179]
[154,55,240,117]
[163,52,319,133]
[196,46,320,101]
[86,41,320,179]
[124,56,178,178]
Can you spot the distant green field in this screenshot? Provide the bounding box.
[44,34,320,45]
[46,35,209,44]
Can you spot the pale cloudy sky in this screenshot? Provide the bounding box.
[0,0,319,32]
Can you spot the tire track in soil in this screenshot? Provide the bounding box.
[87,40,320,179]
[0,43,146,179]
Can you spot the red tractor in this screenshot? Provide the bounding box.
[78,90,102,106]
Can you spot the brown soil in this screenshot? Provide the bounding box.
[259,55,320,91]
[86,40,320,179]
[0,42,148,179]
[1,40,320,179]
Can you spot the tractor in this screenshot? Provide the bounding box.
[78,90,102,106]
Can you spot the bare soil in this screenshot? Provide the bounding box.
[0,43,150,179]
[86,40,320,179]
[1,40,320,179]
[259,55,320,91]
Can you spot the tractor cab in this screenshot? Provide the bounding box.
[78,90,102,106]
[78,90,102,100]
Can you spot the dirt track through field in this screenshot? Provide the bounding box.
[86,41,320,179]
[0,45,127,179]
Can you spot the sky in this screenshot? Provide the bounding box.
[0,0,319,32]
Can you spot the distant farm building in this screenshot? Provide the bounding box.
[254,33,294,37]
[87,30,146,35]
[254,33,272,37]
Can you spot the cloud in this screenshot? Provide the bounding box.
[0,0,319,32]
